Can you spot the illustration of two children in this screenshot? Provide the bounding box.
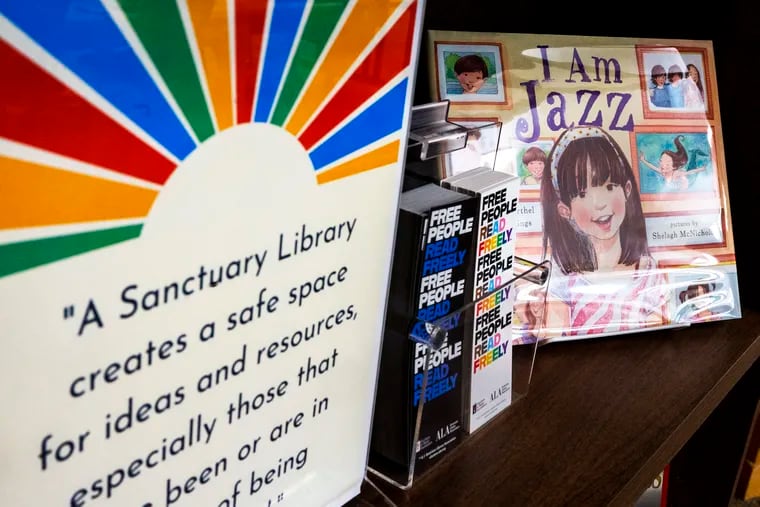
[648,63,704,109]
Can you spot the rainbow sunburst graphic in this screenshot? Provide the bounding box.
[0,0,418,278]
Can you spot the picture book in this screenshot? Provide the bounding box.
[371,183,477,477]
[442,169,520,433]
[426,31,741,343]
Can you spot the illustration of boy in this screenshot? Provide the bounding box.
[521,146,547,185]
[453,54,488,94]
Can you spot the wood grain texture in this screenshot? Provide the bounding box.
[351,311,760,507]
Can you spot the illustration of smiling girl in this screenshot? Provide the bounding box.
[540,126,669,337]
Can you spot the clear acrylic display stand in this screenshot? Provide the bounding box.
[364,100,552,492]
[365,257,551,491]
[404,100,502,184]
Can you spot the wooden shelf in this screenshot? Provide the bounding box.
[350,310,760,506]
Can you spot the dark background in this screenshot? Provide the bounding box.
[412,1,754,310]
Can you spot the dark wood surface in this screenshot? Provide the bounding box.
[349,310,760,507]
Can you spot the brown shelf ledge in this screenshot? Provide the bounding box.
[352,310,760,506]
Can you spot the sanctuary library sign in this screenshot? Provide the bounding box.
[0,1,424,505]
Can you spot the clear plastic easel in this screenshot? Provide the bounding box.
[365,256,551,492]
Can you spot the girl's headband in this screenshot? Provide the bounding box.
[550,126,607,191]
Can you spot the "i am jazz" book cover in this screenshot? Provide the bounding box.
[426,31,741,344]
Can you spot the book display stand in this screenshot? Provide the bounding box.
[365,102,552,491]
[366,257,551,490]
[404,101,502,183]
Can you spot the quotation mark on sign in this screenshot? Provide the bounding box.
[63,305,75,319]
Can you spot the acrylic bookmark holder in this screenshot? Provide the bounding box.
[365,257,551,491]
[365,100,552,491]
